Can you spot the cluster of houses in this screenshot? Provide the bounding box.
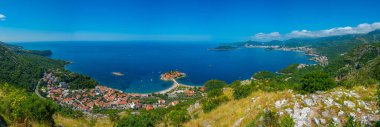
[310,55,329,66]
[42,72,199,112]
[160,71,186,81]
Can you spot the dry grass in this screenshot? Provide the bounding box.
[54,114,91,127]
[53,114,113,127]
[94,117,114,127]
[184,86,378,127]
[184,89,294,127]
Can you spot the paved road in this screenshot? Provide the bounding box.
[34,79,45,99]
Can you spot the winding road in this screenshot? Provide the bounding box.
[34,78,45,99]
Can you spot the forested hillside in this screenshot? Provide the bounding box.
[0,44,66,91]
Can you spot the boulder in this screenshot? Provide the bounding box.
[322,110,329,117]
[332,117,340,124]
[313,117,320,125]
[338,110,344,116]
[323,97,334,107]
[344,101,355,108]
[304,98,314,106]
[275,99,287,109]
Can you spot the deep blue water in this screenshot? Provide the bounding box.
[14,41,314,93]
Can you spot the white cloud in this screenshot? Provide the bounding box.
[0,14,5,21]
[251,22,380,41]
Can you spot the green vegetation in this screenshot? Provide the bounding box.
[57,106,84,118]
[253,71,277,80]
[204,80,227,92]
[54,71,98,89]
[116,109,166,127]
[167,109,190,126]
[344,116,360,127]
[299,71,336,93]
[209,45,237,51]
[116,99,196,127]
[232,83,254,99]
[278,64,299,74]
[200,80,231,113]
[202,96,229,113]
[246,110,280,127]
[279,115,295,127]
[204,79,227,97]
[16,50,53,56]
[0,45,66,91]
[0,83,58,126]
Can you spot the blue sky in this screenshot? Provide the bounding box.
[1,0,380,42]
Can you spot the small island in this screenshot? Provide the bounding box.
[208,45,237,51]
[112,72,124,76]
[160,70,186,81]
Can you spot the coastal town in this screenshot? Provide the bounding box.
[39,71,203,113]
[244,44,329,66]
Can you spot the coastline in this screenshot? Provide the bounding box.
[154,79,199,94]
[243,44,328,65]
[154,79,179,94]
[33,42,315,95]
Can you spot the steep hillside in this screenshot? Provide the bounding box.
[185,86,378,127]
[328,42,380,86]
[0,44,66,90]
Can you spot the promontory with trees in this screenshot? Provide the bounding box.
[1,30,380,126]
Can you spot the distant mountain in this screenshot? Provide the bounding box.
[0,42,53,56]
[227,29,380,60]
[208,45,238,51]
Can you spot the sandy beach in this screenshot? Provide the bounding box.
[154,79,199,94]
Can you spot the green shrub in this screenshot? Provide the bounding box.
[300,71,336,93]
[204,80,227,92]
[280,115,295,127]
[233,84,253,99]
[207,89,223,98]
[202,96,229,113]
[230,80,241,89]
[168,109,190,127]
[0,83,58,126]
[253,71,277,80]
[344,116,360,127]
[246,110,279,127]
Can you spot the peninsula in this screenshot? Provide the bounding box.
[208,45,237,51]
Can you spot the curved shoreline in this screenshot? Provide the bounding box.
[154,79,179,94]
[153,79,199,94]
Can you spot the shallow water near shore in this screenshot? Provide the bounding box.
[15,41,314,93]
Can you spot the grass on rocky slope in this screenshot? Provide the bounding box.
[185,85,379,127]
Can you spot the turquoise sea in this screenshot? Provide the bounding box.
[15,41,314,93]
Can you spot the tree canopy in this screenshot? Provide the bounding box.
[300,71,336,93]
